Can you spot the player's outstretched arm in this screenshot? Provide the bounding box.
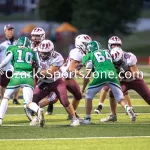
[129,65,142,78]
[82,69,91,93]
[0,52,13,68]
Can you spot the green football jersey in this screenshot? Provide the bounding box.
[82,49,116,73]
[6,45,36,72]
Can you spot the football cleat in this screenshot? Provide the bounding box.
[13,99,20,105]
[70,118,80,127]
[30,116,39,126]
[24,107,33,121]
[67,112,80,120]
[45,104,53,115]
[100,114,117,122]
[94,105,103,114]
[45,111,52,115]
[79,117,91,125]
[126,107,136,121]
[38,108,45,127]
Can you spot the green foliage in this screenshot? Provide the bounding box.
[38,0,142,36]
[72,0,142,36]
[38,0,75,22]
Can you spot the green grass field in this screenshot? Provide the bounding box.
[0,65,150,149]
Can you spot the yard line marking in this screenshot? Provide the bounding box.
[1,124,27,126]
[0,136,150,141]
[7,105,149,108]
[5,113,150,116]
[2,122,150,127]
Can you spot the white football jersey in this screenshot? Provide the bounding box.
[31,41,39,52]
[117,52,137,82]
[0,40,15,71]
[38,51,64,83]
[61,48,85,74]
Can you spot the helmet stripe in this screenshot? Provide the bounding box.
[96,41,99,50]
[23,37,27,47]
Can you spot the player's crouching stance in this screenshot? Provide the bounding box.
[27,40,80,127]
[100,47,150,122]
[80,41,136,124]
[0,37,44,126]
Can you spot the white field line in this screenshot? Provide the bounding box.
[0,136,150,141]
[5,113,150,116]
[7,105,149,108]
[2,123,150,126]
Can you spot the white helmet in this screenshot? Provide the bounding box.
[110,47,123,62]
[75,34,92,52]
[31,27,45,43]
[38,40,54,60]
[108,36,122,50]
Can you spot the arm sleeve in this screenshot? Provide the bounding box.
[70,50,82,62]
[128,53,137,66]
[0,45,5,52]
[53,55,64,67]
[0,52,13,68]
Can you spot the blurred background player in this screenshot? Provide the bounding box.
[0,24,20,105]
[31,27,45,50]
[31,27,55,115]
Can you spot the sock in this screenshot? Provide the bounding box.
[98,102,103,106]
[47,103,53,112]
[86,114,91,118]
[124,105,130,112]
[13,98,17,101]
[0,98,9,119]
[28,102,39,113]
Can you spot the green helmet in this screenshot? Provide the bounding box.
[16,36,31,48]
[87,41,102,52]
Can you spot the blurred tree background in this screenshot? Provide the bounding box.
[72,0,142,36]
[39,0,142,36]
[0,0,149,58]
[38,0,145,56]
[39,0,75,22]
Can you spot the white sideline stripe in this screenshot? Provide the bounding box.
[5,113,150,116]
[0,136,150,141]
[2,123,150,126]
[7,105,149,108]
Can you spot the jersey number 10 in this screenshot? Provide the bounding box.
[94,51,112,62]
[17,50,33,64]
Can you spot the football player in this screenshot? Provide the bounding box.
[100,47,150,122]
[94,36,133,115]
[27,39,80,126]
[80,41,136,124]
[46,34,92,119]
[0,37,44,126]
